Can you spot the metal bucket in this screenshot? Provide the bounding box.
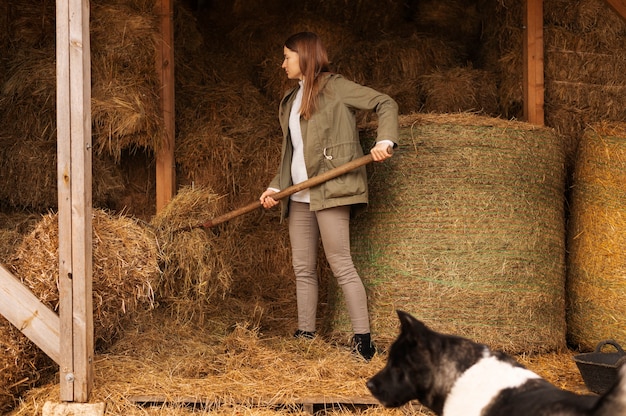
[573,340,626,394]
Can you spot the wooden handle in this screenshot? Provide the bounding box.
[200,151,384,229]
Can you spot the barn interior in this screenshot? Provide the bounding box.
[1,0,625,414]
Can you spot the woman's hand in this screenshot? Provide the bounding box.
[370,142,393,162]
[260,189,279,209]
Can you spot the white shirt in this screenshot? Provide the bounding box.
[289,81,310,203]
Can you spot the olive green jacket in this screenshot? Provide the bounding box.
[269,73,399,220]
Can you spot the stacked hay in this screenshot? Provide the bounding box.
[567,122,626,351]
[327,113,567,353]
[478,0,626,163]
[544,0,626,163]
[90,0,162,160]
[419,66,499,115]
[0,0,161,211]
[1,208,160,412]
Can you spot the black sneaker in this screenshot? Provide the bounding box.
[352,333,377,361]
[293,329,316,340]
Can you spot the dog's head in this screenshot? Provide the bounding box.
[366,310,485,414]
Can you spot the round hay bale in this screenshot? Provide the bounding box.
[567,122,626,351]
[150,185,232,305]
[326,113,567,353]
[8,209,160,347]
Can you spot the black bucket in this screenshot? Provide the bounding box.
[573,340,626,394]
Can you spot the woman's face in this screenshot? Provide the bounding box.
[282,46,302,80]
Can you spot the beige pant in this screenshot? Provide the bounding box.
[288,201,371,334]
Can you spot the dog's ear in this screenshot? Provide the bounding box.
[396,310,428,336]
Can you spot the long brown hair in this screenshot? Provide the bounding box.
[284,32,330,120]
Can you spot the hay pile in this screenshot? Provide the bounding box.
[149,185,233,307]
[8,308,588,416]
[8,209,159,346]
[0,317,56,415]
[567,122,626,351]
[326,113,567,353]
[0,208,160,412]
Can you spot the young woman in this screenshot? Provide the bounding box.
[260,32,398,360]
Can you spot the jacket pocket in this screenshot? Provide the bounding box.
[321,141,366,198]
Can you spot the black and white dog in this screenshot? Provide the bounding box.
[367,310,626,416]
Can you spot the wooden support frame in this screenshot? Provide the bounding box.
[523,0,545,125]
[0,0,177,407]
[155,0,176,212]
[0,265,60,364]
[56,0,94,402]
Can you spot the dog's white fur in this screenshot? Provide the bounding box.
[443,348,541,415]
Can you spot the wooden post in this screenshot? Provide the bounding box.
[155,0,176,212]
[604,0,626,21]
[523,0,545,125]
[56,0,94,402]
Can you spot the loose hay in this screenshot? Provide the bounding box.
[327,113,567,354]
[567,122,626,351]
[2,208,159,412]
[8,308,588,416]
[0,317,56,415]
[149,185,232,306]
[8,209,159,345]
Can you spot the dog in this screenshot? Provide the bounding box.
[367,310,626,416]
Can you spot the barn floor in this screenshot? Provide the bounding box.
[9,306,591,416]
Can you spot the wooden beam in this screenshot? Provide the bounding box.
[56,0,94,402]
[0,265,60,364]
[128,395,381,414]
[523,0,545,125]
[605,0,626,21]
[155,0,176,212]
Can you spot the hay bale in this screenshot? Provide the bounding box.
[8,209,159,346]
[90,0,162,160]
[333,34,463,90]
[409,0,482,47]
[419,66,499,115]
[326,113,567,353]
[0,136,125,211]
[175,79,278,199]
[149,186,232,306]
[567,122,626,351]
[3,0,55,50]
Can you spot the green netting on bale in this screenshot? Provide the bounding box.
[325,113,567,353]
[567,122,626,352]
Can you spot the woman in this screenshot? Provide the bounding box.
[260,32,398,361]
